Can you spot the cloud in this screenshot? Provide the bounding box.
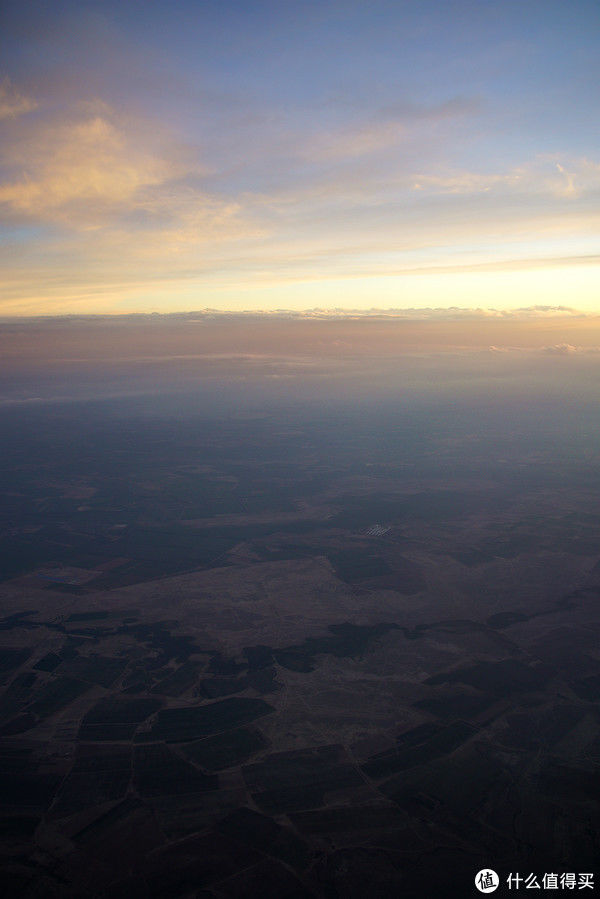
[412,170,522,194]
[0,111,175,223]
[555,162,578,198]
[0,102,257,252]
[299,97,479,162]
[539,342,600,356]
[542,343,578,355]
[411,156,600,200]
[0,77,36,120]
[1,306,588,324]
[303,119,406,161]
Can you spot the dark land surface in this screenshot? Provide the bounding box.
[0,392,599,897]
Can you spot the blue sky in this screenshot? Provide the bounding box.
[0,0,598,314]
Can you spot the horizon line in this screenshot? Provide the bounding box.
[0,304,596,324]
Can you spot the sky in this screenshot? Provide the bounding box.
[1,0,599,315]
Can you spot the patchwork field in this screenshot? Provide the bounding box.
[0,399,599,896]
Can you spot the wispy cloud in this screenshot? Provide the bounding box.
[0,112,171,222]
[296,97,479,163]
[1,0,598,314]
[0,99,258,255]
[0,84,598,314]
[411,156,600,200]
[542,342,578,355]
[0,77,36,120]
